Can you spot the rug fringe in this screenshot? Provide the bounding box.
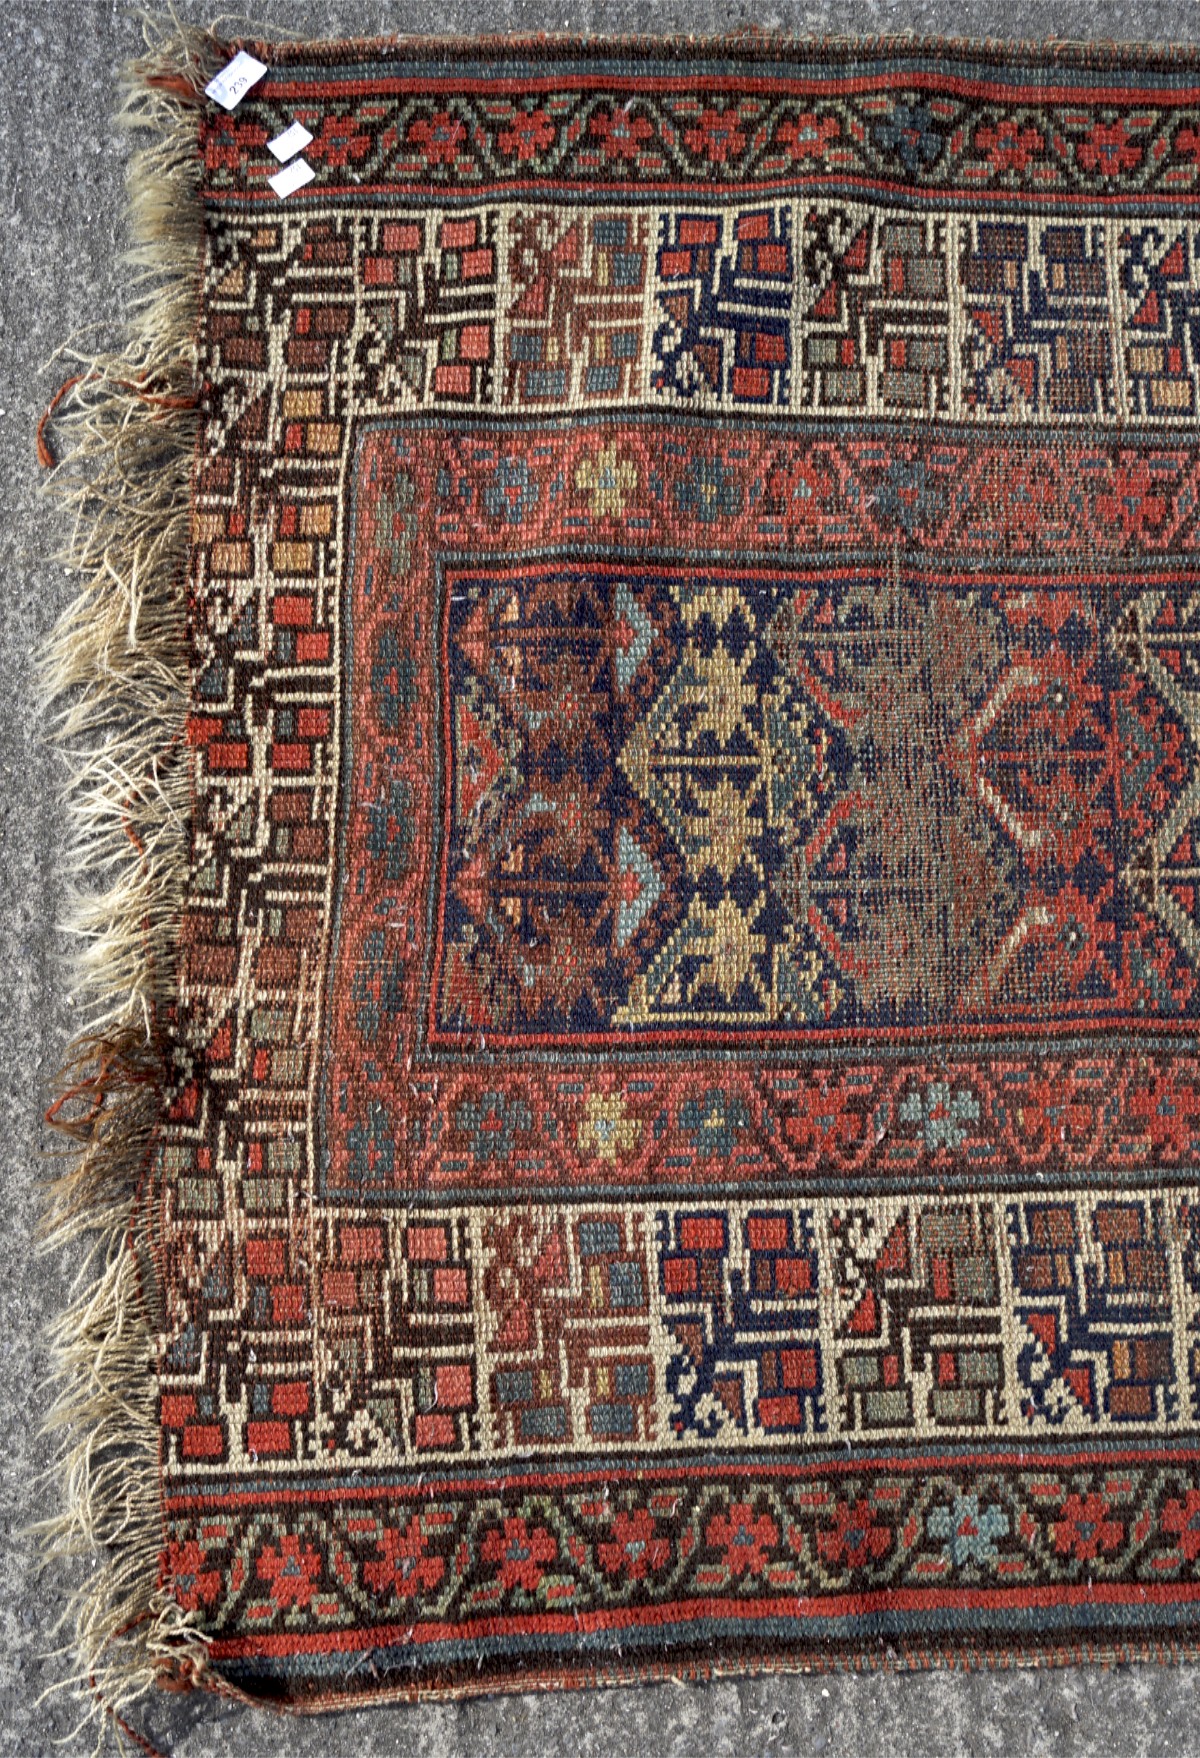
[37,15,223,1747]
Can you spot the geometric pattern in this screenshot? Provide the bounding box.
[150,32,1200,1709]
[427,556,1199,1040]
[282,201,1200,425]
[961,220,1114,416]
[653,206,793,404]
[504,210,650,404]
[160,1188,1200,1473]
[801,208,950,413]
[1118,222,1200,417]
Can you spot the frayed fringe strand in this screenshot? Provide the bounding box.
[38,15,224,1750]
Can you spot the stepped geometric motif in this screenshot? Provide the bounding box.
[828,1201,1006,1433]
[1008,1198,1178,1426]
[652,206,793,404]
[430,554,1200,1043]
[168,1188,1200,1474]
[502,209,650,404]
[798,206,951,412]
[476,1206,657,1449]
[352,209,500,406]
[657,1207,824,1439]
[1113,588,1200,984]
[1118,222,1200,417]
[960,220,1114,416]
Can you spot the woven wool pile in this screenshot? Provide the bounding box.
[44,22,1200,1735]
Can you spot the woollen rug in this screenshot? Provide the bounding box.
[41,20,1200,1742]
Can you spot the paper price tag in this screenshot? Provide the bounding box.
[268,158,316,199]
[204,51,268,111]
[267,121,314,163]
